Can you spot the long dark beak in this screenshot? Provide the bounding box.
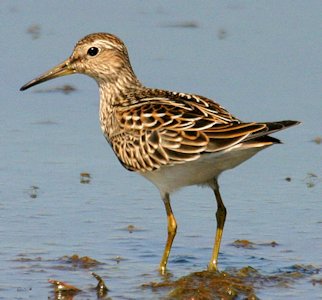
[20,59,75,91]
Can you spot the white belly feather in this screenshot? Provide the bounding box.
[140,143,270,194]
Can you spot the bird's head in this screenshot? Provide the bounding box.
[20,33,136,91]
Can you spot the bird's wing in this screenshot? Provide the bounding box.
[111,90,271,172]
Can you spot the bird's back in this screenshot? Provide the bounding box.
[106,88,299,175]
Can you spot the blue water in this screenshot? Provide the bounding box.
[1,1,321,299]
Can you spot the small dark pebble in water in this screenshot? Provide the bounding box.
[112,256,124,264]
[28,185,39,199]
[92,272,109,297]
[217,28,228,39]
[80,172,91,184]
[127,224,136,233]
[120,224,143,233]
[27,24,41,39]
[312,136,322,144]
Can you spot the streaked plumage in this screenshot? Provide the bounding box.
[20,33,299,273]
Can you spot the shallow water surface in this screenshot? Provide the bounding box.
[1,1,322,299]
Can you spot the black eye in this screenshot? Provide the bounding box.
[87,47,99,56]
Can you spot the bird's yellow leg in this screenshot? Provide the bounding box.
[208,179,227,271]
[159,193,177,275]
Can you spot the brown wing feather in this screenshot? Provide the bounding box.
[110,90,298,172]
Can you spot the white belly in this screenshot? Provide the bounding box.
[140,143,270,194]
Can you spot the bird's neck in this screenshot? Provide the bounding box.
[98,69,143,139]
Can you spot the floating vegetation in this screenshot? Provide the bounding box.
[92,272,109,298]
[311,278,322,286]
[304,172,320,188]
[285,173,322,188]
[48,279,81,299]
[160,20,199,28]
[12,253,321,299]
[231,240,278,249]
[48,279,81,292]
[13,254,42,263]
[48,274,111,299]
[231,239,256,249]
[59,254,102,269]
[143,269,257,299]
[260,241,278,247]
[277,264,321,281]
[143,264,322,299]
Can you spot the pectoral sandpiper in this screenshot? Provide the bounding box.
[20,33,299,273]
